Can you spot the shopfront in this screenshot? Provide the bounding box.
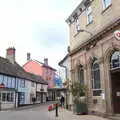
[0,87,16,110]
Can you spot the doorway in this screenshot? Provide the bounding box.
[111,71,120,113]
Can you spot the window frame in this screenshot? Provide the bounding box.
[110,51,120,70]
[91,59,101,96]
[102,0,112,9]
[86,5,93,25]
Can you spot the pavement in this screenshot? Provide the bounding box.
[48,107,109,120]
[0,103,116,120]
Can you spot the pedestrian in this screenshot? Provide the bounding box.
[60,95,65,108]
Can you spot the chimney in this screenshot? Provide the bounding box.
[27,53,31,61]
[6,47,16,64]
[44,58,48,65]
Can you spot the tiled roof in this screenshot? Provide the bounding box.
[0,57,48,85]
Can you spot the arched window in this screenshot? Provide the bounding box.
[110,51,120,70]
[92,58,101,96]
[78,65,84,84]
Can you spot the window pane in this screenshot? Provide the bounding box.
[110,51,120,69]
[0,75,3,84]
[104,0,111,8]
[92,59,101,91]
[3,76,7,87]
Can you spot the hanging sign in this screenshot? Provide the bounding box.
[114,30,120,40]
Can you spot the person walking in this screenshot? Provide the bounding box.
[60,95,65,108]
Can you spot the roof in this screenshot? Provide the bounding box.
[42,64,56,71]
[23,59,56,71]
[0,57,48,85]
[58,54,69,66]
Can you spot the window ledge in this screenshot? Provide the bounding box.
[74,31,80,38]
[101,4,112,14]
[86,20,93,27]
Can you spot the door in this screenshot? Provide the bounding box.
[111,71,120,113]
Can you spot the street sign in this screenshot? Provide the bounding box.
[114,30,120,40]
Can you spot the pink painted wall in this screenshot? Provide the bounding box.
[23,60,56,88]
[23,60,43,76]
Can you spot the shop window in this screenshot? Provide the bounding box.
[110,51,120,70]
[102,0,112,9]
[1,92,14,102]
[86,6,93,24]
[92,58,101,96]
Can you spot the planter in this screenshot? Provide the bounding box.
[75,103,88,114]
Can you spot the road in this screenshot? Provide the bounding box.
[0,104,54,120]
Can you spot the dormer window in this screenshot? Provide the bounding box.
[86,6,93,24]
[102,0,112,9]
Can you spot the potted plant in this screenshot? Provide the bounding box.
[71,81,88,114]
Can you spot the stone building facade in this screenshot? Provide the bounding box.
[66,0,120,115]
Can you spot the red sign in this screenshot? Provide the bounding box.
[114,30,120,40]
[0,84,5,88]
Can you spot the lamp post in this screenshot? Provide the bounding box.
[78,29,93,36]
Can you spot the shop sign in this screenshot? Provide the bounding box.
[114,30,120,40]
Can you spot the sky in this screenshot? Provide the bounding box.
[0,0,82,70]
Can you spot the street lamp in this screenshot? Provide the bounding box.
[78,29,93,36]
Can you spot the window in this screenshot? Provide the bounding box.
[86,6,93,24]
[1,92,14,102]
[78,65,84,84]
[31,82,35,87]
[18,92,25,104]
[103,0,112,9]
[75,18,80,32]
[92,58,101,96]
[110,51,120,69]
[0,75,3,84]
[20,79,25,88]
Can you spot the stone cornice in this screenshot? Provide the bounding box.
[66,0,92,24]
[69,18,120,56]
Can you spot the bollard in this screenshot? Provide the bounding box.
[55,103,58,117]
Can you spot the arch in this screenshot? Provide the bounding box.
[110,51,120,70]
[104,44,120,65]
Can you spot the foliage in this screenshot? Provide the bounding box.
[71,81,86,104]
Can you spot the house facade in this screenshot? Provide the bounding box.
[59,54,72,109]
[66,0,120,115]
[23,57,56,89]
[23,55,56,101]
[0,48,48,110]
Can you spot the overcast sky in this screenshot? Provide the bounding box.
[0,0,82,70]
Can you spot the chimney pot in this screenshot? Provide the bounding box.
[6,47,16,64]
[27,53,31,61]
[44,58,48,65]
